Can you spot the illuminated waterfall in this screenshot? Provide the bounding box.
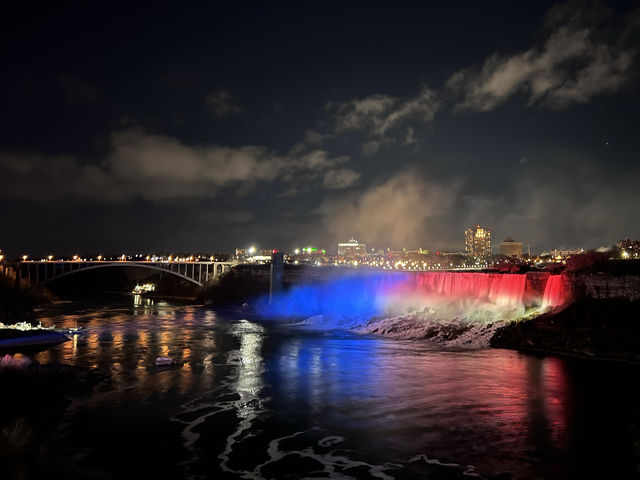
[258,270,574,343]
[412,272,528,308]
[260,271,535,318]
[541,275,571,309]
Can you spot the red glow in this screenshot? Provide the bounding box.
[541,275,571,309]
[410,272,528,308]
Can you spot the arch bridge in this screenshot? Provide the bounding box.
[15,260,238,288]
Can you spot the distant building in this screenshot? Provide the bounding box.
[617,238,640,259]
[500,237,523,257]
[465,225,492,257]
[337,238,367,257]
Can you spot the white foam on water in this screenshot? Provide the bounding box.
[288,297,527,348]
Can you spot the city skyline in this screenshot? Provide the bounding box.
[2,226,628,261]
[1,1,639,255]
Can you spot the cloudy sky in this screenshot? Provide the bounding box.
[1,0,639,256]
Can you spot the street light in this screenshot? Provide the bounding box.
[22,255,28,261]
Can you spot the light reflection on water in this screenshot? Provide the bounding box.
[27,296,638,479]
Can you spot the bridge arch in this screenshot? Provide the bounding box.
[42,263,205,287]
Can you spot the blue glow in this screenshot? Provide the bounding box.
[255,272,410,319]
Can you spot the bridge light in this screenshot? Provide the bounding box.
[97,255,102,261]
[0,255,4,261]
[48,255,53,261]
[146,255,150,261]
[73,255,78,261]
[22,255,28,261]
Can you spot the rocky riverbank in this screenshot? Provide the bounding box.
[491,262,640,362]
[491,298,640,362]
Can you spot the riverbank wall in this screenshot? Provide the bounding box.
[492,261,640,361]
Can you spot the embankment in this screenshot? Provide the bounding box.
[491,298,640,362]
[492,265,640,361]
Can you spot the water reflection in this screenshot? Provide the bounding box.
[264,333,571,476]
[26,296,640,478]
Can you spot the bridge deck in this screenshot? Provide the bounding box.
[15,260,238,287]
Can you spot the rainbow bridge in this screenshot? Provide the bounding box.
[14,260,238,288]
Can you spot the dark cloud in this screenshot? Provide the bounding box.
[447,2,637,111]
[0,129,357,202]
[322,168,361,189]
[204,89,242,118]
[327,85,439,149]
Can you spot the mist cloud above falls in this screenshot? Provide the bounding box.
[316,154,640,252]
[316,171,459,249]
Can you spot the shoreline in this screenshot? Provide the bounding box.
[0,329,70,350]
[490,298,640,364]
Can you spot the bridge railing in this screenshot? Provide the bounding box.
[16,260,239,287]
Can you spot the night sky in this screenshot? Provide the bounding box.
[1,1,639,257]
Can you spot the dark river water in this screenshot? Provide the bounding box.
[27,295,640,479]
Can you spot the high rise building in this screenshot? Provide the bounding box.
[500,237,523,257]
[338,238,367,257]
[465,225,492,257]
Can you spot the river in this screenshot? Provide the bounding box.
[26,295,640,479]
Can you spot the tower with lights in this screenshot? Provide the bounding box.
[465,225,492,258]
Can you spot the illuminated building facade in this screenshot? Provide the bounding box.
[617,238,640,259]
[500,237,523,257]
[337,238,367,257]
[465,225,492,258]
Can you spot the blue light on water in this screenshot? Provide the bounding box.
[255,272,410,319]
